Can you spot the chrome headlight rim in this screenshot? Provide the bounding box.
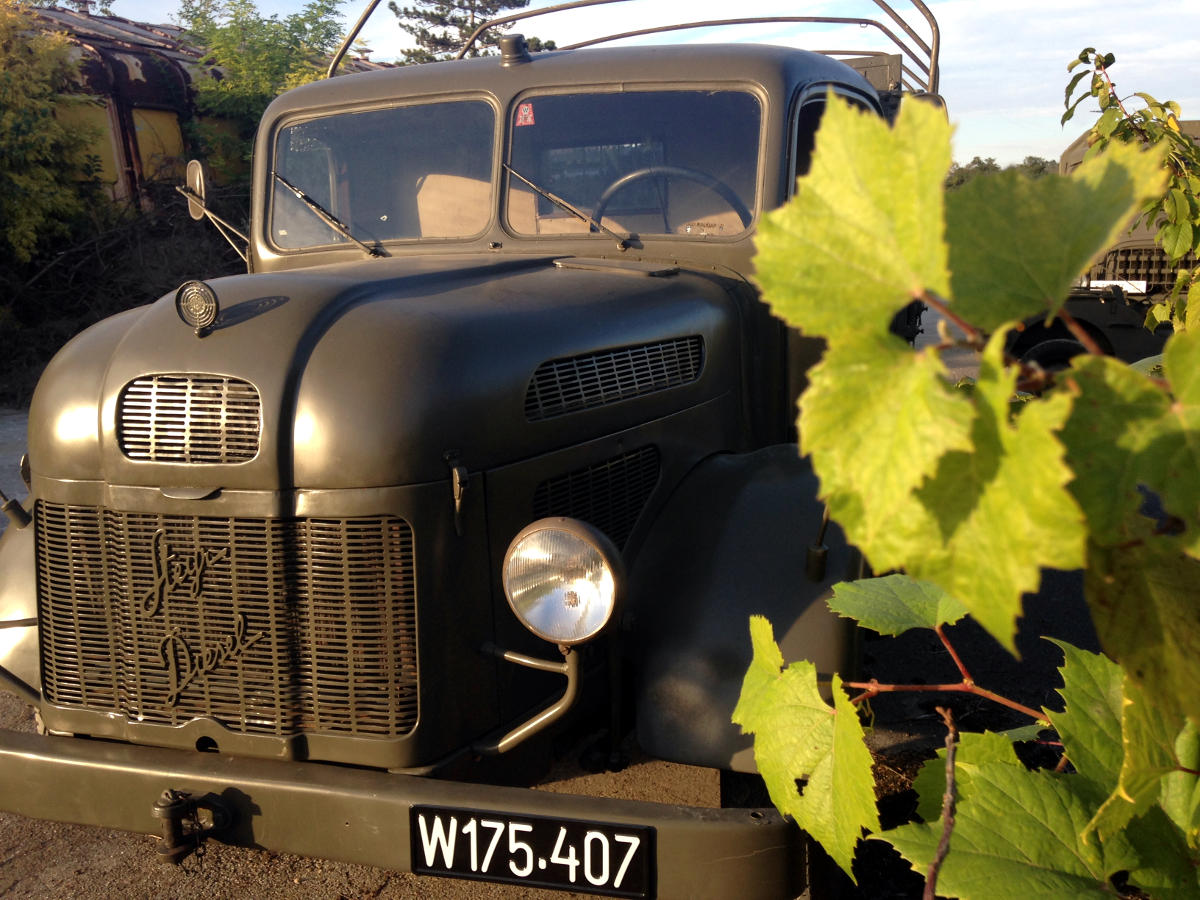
[501,517,625,647]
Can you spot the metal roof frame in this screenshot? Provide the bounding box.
[330,0,940,94]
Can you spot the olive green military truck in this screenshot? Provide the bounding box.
[0,2,943,896]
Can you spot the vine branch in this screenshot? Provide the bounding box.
[936,624,972,684]
[845,678,1048,724]
[1058,309,1106,356]
[925,707,959,900]
[919,290,984,348]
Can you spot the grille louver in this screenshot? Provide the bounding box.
[118,374,261,463]
[1091,247,1198,286]
[35,503,418,739]
[525,337,703,421]
[533,447,661,548]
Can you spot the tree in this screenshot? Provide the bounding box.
[1012,154,1057,179]
[945,155,1000,189]
[176,0,346,176]
[388,0,533,64]
[945,155,1055,190]
[178,0,344,118]
[0,0,96,264]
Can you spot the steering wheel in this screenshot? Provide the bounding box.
[591,165,752,232]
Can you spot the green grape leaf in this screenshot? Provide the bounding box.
[1095,106,1122,139]
[1162,221,1195,261]
[1141,330,1200,554]
[912,730,1022,823]
[1059,355,1170,543]
[945,141,1168,332]
[1188,274,1200,334]
[798,336,974,569]
[883,763,1120,898]
[1144,300,1173,330]
[1086,677,1189,841]
[911,331,1087,650]
[753,94,950,343]
[1045,640,1124,792]
[1160,721,1200,846]
[998,723,1051,743]
[1122,806,1200,900]
[1064,69,1089,103]
[1168,187,1191,223]
[731,616,879,878]
[828,574,967,635]
[1086,538,1200,729]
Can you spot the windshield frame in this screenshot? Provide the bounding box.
[502,82,768,245]
[264,92,503,255]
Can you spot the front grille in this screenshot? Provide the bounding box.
[35,503,418,739]
[1091,247,1198,287]
[118,374,261,463]
[525,336,704,421]
[533,447,661,548]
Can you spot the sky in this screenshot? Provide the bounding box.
[109,0,1200,165]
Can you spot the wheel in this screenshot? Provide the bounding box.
[591,165,752,232]
[1019,338,1087,372]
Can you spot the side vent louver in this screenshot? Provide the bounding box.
[118,374,261,464]
[533,447,661,548]
[525,336,703,421]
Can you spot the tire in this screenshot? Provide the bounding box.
[1020,338,1087,372]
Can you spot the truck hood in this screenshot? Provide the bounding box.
[30,255,739,490]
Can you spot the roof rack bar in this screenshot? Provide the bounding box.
[456,0,632,59]
[560,16,930,82]
[328,0,386,77]
[431,1,940,95]
[870,0,929,55]
[874,0,939,92]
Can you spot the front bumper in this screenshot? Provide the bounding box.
[0,727,803,899]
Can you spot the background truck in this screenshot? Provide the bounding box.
[0,2,944,896]
[1008,120,1200,369]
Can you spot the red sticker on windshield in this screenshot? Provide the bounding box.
[515,102,535,126]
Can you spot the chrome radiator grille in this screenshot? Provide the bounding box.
[117,374,262,463]
[35,502,418,739]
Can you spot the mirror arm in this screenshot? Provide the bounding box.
[174,186,250,264]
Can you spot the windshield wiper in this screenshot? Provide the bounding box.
[503,164,628,250]
[272,172,388,258]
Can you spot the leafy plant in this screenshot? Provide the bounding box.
[0,0,98,264]
[945,155,1055,191]
[177,0,346,166]
[1064,48,1200,329]
[736,93,1200,896]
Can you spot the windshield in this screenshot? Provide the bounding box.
[270,100,495,250]
[506,90,761,239]
[268,89,761,251]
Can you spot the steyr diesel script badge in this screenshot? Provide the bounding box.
[137,529,265,706]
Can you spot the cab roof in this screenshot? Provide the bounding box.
[265,42,879,120]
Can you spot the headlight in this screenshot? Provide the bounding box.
[502,518,624,646]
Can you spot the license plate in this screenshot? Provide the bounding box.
[410,804,655,897]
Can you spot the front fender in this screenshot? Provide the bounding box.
[0,516,39,698]
[628,445,858,772]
